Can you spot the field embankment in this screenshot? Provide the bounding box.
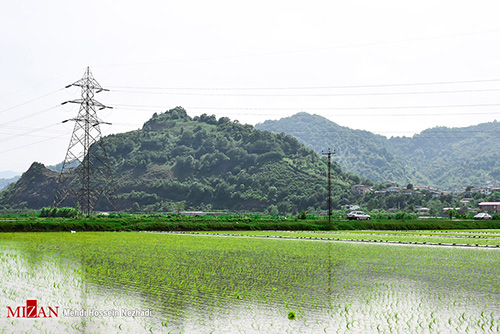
[1,216,500,232]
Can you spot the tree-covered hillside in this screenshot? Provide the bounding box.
[0,162,58,209]
[0,108,361,213]
[104,107,360,213]
[256,113,500,190]
[256,113,429,186]
[389,122,500,189]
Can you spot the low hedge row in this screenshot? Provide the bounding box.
[0,217,499,232]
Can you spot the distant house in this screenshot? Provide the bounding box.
[386,186,400,194]
[472,188,492,195]
[460,198,472,205]
[344,205,361,211]
[351,184,372,196]
[402,189,417,196]
[416,207,430,216]
[180,211,207,216]
[478,202,500,213]
[430,191,443,198]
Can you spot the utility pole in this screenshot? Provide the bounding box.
[53,67,117,216]
[322,148,335,225]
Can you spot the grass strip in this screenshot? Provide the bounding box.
[1,217,500,232]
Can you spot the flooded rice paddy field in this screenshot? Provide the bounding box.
[0,231,499,333]
[191,229,500,247]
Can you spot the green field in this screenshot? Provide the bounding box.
[1,231,499,333]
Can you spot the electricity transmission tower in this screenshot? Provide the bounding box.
[322,148,335,225]
[53,67,117,216]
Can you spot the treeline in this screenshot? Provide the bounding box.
[2,214,500,232]
[40,207,80,218]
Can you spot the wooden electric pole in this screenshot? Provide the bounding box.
[322,148,335,225]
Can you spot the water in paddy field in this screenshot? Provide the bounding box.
[0,232,499,333]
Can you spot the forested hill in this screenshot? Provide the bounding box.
[0,107,361,213]
[0,162,58,209]
[256,113,429,187]
[389,122,500,190]
[256,113,500,190]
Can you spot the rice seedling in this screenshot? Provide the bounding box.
[0,231,498,333]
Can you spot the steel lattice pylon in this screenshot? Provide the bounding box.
[53,67,117,216]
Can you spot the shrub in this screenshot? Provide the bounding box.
[39,207,79,218]
[297,210,308,220]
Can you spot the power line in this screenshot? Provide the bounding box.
[115,108,500,119]
[112,103,500,115]
[185,103,500,111]
[108,78,500,91]
[0,133,69,154]
[0,69,82,100]
[111,87,500,97]
[20,103,499,128]
[0,124,67,134]
[0,105,61,127]
[0,89,63,115]
[0,123,63,143]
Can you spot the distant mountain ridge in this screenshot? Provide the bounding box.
[0,175,20,191]
[0,171,19,179]
[256,113,500,190]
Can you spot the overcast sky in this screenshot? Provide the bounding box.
[1,0,500,173]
